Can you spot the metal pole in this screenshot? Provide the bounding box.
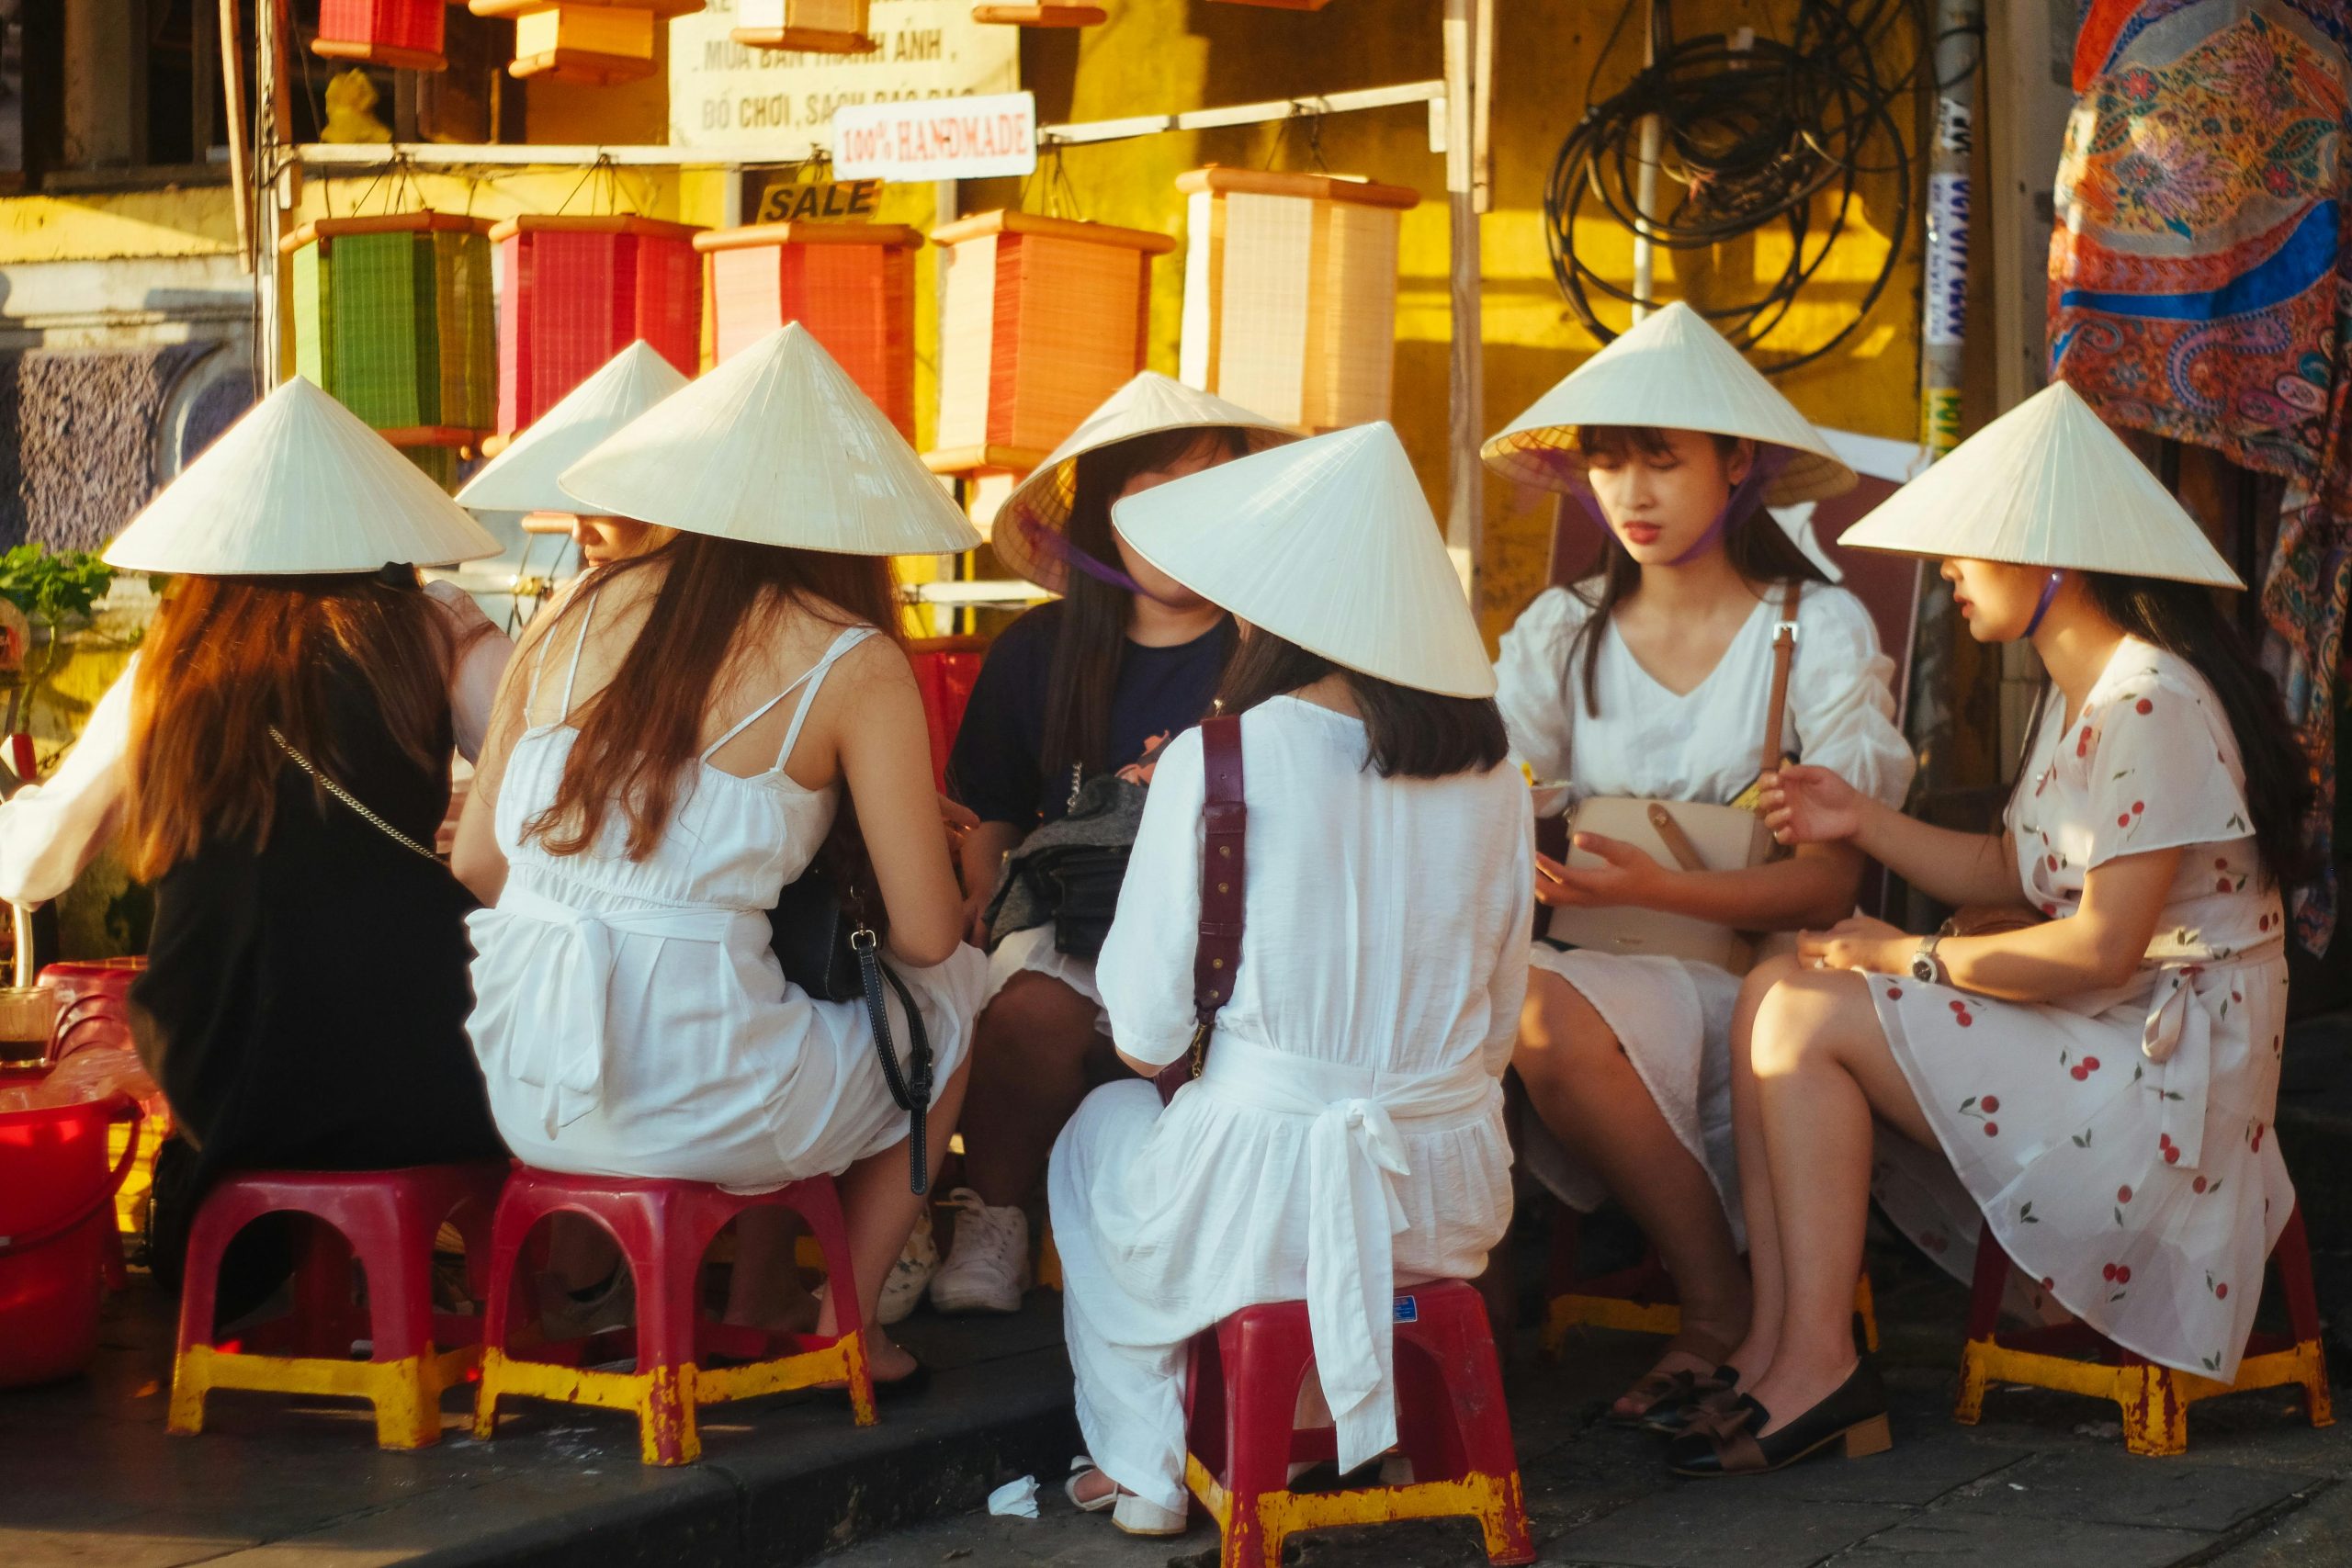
[254,0,283,388]
[1904,0,1982,906]
[1629,0,1660,321]
[1442,0,1488,614]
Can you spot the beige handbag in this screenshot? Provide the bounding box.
[1542,584,1802,974]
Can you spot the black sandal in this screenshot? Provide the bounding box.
[1667,1360,1890,1477]
[1637,1365,1743,1435]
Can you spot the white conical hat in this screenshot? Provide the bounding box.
[1839,380,2241,587]
[560,324,980,557]
[1483,301,1856,505]
[1113,423,1493,698]
[457,341,688,516]
[104,376,501,574]
[994,372,1299,592]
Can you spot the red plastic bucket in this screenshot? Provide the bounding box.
[0,1091,141,1387]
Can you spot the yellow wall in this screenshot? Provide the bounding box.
[0,0,1923,637]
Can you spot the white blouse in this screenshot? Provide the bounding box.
[0,581,510,907]
[1494,579,1917,809]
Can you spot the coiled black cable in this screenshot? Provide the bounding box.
[1544,0,1939,374]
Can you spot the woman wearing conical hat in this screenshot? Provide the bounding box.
[929,372,1295,1317]
[456,340,687,572]
[1484,302,1916,1426]
[1682,382,2312,1476]
[0,377,514,1314]
[455,326,989,1388]
[1048,423,1530,1534]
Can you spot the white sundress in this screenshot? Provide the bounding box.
[1870,638,2293,1381]
[1493,581,1917,1235]
[466,608,987,1189]
[1048,698,1533,1516]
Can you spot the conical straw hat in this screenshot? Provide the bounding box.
[457,341,688,516]
[994,372,1299,592]
[104,376,502,575]
[1483,301,1856,505]
[1838,380,2241,587]
[1113,423,1493,698]
[560,324,981,558]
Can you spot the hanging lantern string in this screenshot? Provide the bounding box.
[1021,141,1084,221]
[557,152,626,217]
[1262,101,1333,175]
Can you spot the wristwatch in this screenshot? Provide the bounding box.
[1910,931,1947,985]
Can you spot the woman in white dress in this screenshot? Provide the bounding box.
[1484,303,1915,1423]
[1687,382,2312,1475]
[1049,423,1532,1535]
[456,328,989,1384]
[931,375,1293,1315]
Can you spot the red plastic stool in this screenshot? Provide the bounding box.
[1182,1280,1535,1567]
[168,1162,507,1449]
[1955,1202,2333,1455]
[470,1168,876,1466]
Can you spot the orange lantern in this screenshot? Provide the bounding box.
[926,211,1174,483]
[1210,0,1333,9]
[694,221,923,437]
[313,1,447,71]
[1176,166,1419,432]
[469,0,705,85]
[492,215,705,440]
[971,2,1105,26]
[731,0,879,51]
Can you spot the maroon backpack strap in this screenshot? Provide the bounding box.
[1158,713,1245,1103]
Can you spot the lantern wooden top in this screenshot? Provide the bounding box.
[278,212,495,256]
[1175,166,1422,210]
[694,220,927,254]
[469,0,707,17]
[929,209,1176,254]
[489,213,707,243]
[922,444,1048,478]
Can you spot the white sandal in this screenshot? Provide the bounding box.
[1065,1456,1186,1536]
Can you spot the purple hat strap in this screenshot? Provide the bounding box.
[1561,443,1790,566]
[2023,570,2064,637]
[1013,509,1160,600]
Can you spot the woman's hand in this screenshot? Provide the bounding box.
[938,793,978,860]
[1796,915,1912,975]
[1763,764,1867,848]
[961,886,993,949]
[1534,833,1667,909]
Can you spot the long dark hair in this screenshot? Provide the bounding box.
[2013,573,2312,889]
[127,570,463,880]
[1561,426,1829,716]
[1039,426,1248,782]
[526,532,901,860]
[1216,630,1509,780]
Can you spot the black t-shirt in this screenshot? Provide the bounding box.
[947,600,1233,829]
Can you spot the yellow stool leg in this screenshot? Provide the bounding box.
[1853,1271,1880,1353]
[166,1349,210,1437]
[370,1357,444,1450]
[1952,1338,1990,1426]
[2301,1343,2335,1429]
[639,1362,701,1466]
[2120,1363,2188,1457]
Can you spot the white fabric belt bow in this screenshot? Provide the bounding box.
[490,884,741,1136]
[1195,1034,1499,1473]
[2139,933,2279,1169]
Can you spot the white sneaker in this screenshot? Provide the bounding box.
[876,1209,939,1326]
[928,1189,1031,1314]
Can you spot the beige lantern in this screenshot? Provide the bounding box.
[732,0,879,51]
[1211,0,1333,9]
[1176,166,1419,433]
[469,0,706,86]
[924,210,1175,487]
[971,2,1105,26]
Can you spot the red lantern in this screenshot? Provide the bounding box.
[926,210,1174,479]
[313,0,448,72]
[694,221,923,437]
[492,215,705,440]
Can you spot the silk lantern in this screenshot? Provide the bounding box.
[313,1,447,72]
[694,220,922,437]
[1177,166,1418,432]
[971,2,1106,26]
[282,213,496,461]
[732,0,879,51]
[469,0,704,86]
[926,210,1174,485]
[492,215,703,441]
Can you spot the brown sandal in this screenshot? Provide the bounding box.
[1606,1332,1736,1426]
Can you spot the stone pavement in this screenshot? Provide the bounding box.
[819,1247,2349,1568]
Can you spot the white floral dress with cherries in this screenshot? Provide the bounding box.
[1869,637,2294,1381]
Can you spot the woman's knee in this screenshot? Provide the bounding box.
[1747,968,1865,1079]
[975,973,1099,1057]
[1514,971,1619,1093]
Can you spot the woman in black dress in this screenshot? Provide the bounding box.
[0,378,514,1314]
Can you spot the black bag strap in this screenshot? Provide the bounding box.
[1158,714,1244,1104]
[852,928,934,1195]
